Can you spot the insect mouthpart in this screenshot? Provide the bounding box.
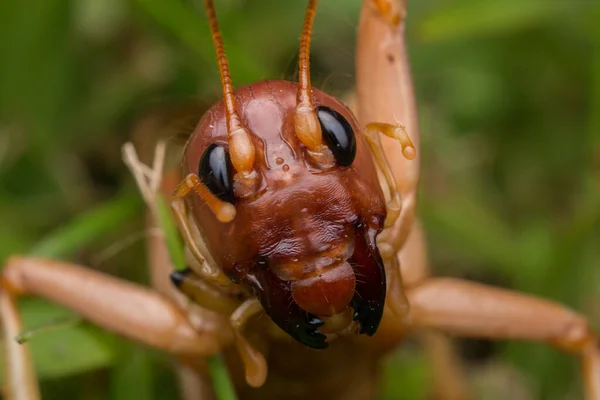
[245,224,386,349]
[290,261,356,318]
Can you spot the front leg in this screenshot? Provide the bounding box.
[171,268,268,388]
[407,278,600,399]
[357,0,420,251]
[357,2,470,398]
[1,256,231,400]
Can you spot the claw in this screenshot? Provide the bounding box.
[245,268,328,349]
[351,296,382,336]
[240,224,386,347]
[349,225,386,336]
[298,323,328,350]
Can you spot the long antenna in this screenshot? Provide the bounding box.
[203,0,255,175]
[294,0,323,152]
[297,0,318,111]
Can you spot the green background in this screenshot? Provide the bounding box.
[0,0,598,399]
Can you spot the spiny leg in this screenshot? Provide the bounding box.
[407,278,600,399]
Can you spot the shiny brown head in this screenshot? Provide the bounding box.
[180,0,387,349]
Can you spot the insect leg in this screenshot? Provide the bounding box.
[230,299,267,388]
[0,256,230,400]
[357,0,421,251]
[358,1,470,397]
[372,222,424,339]
[371,0,404,26]
[145,210,221,400]
[362,122,416,229]
[171,198,232,287]
[170,267,239,314]
[407,278,600,399]
[379,255,410,324]
[377,221,428,332]
[172,174,236,223]
[0,288,39,400]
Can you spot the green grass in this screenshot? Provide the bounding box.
[0,0,597,399]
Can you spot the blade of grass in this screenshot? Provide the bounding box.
[592,0,600,172]
[133,0,268,84]
[154,195,187,271]
[417,0,575,43]
[15,316,83,344]
[5,299,117,381]
[29,190,142,259]
[207,355,239,400]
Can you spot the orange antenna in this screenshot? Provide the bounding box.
[294,0,323,152]
[203,0,255,174]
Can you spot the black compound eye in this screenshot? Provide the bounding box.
[316,105,357,167]
[198,143,235,204]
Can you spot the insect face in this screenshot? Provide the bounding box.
[183,80,387,348]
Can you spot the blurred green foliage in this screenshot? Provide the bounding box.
[0,0,598,399]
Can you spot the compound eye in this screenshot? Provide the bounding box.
[316,106,357,167]
[198,143,235,204]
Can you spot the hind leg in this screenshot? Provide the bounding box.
[407,278,600,399]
